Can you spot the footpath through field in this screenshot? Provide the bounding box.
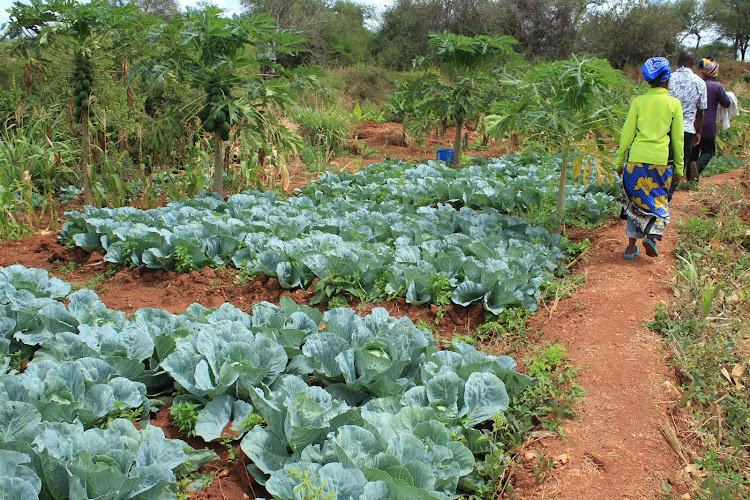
[513,170,743,498]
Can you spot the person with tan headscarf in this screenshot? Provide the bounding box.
[689,58,731,181]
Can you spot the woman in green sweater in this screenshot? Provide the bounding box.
[615,57,684,259]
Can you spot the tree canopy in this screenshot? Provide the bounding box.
[707,0,750,60]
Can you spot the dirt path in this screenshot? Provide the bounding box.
[513,170,744,498]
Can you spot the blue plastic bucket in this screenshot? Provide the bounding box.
[436,148,454,163]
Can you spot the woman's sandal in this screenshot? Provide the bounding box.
[623,246,639,260]
[643,237,659,257]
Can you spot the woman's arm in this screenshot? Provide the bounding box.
[671,102,685,176]
[615,101,638,168]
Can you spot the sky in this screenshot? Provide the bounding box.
[177,0,393,17]
[0,0,395,26]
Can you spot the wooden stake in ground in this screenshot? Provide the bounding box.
[81,113,93,206]
[213,130,224,195]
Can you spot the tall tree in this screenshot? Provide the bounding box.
[430,0,490,35]
[374,0,438,70]
[242,0,330,31]
[374,0,505,70]
[673,0,711,51]
[241,0,373,65]
[577,0,681,68]
[493,0,590,59]
[318,1,374,65]
[707,0,750,60]
[4,0,136,205]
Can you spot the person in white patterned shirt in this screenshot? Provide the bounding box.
[668,50,707,188]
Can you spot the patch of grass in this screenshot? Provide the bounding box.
[648,180,750,497]
[701,155,742,177]
[174,245,196,273]
[541,273,586,303]
[289,105,352,161]
[415,319,438,340]
[224,442,240,462]
[287,467,336,500]
[518,190,557,231]
[240,410,265,433]
[319,64,398,108]
[57,260,79,277]
[474,307,530,342]
[232,270,255,286]
[300,145,340,173]
[176,471,215,500]
[450,332,475,345]
[69,272,108,292]
[561,238,591,267]
[351,140,380,158]
[8,345,34,371]
[102,405,143,427]
[496,342,583,441]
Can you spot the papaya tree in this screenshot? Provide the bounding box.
[384,73,441,147]
[485,55,632,232]
[139,6,308,194]
[4,0,136,206]
[412,33,518,168]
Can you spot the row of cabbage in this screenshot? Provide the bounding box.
[299,155,617,221]
[59,159,600,314]
[1,265,532,499]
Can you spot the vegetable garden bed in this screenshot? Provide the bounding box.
[1,264,530,499]
[60,155,617,315]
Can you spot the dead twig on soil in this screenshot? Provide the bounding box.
[565,246,590,270]
[242,455,256,498]
[541,473,561,499]
[542,269,588,323]
[218,474,227,500]
[660,420,698,464]
[500,453,519,498]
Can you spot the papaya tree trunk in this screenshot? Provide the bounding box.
[453,120,463,168]
[81,114,94,206]
[555,143,570,233]
[213,131,224,195]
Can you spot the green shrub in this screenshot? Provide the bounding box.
[320,65,398,107]
[0,54,24,92]
[0,118,78,192]
[289,105,352,157]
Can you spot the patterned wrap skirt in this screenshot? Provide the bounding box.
[620,162,673,240]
